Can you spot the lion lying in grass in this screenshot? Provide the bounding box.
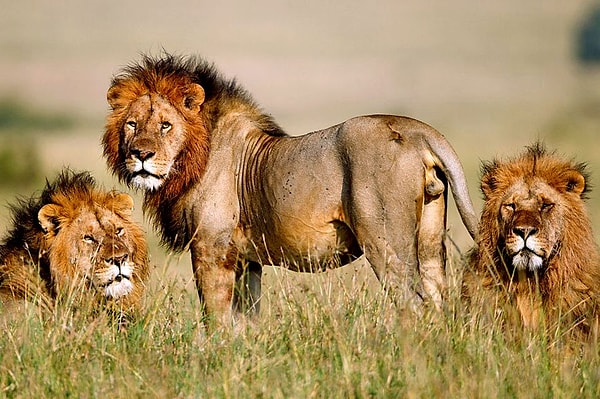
[0,170,149,317]
[103,53,478,327]
[463,143,600,337]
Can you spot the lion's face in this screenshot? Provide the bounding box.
[105,79,206,192]
[467,145,600,333]
[480,153,587,274]
[496,179,566,272]
[121,95,188,191]
[38,193,148,303]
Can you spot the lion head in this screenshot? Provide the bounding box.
[0,170,149,313]
[103,54,210,193]
[478,143,589,274]
[464,143,600,332]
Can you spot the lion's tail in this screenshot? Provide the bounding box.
[421,129,478,241]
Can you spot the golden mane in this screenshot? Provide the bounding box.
[0,170,104,292]
[464,143,600,335]
[0,170,149,313]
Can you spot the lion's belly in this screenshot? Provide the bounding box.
[235,131,363,270]
[234,217,358,272]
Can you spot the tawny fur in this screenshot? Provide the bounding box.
[463,144,600,336]
[104,53,478,327]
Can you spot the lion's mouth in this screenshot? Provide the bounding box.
[133,170,165,180]
[96,274,130,288]
[109,273,129,283]
[126,156,169,188]
[101,275,134,299]
[505,233,548,272]
[131,170,167,191]
[511,248,545,272]
[92,262,134,299]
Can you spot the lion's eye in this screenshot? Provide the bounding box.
[126,121,137,131]
[503,203,516,212]
[83,234,96,244]
[161,121,172,133]
[541,203,554,212]
[115,227,125,237]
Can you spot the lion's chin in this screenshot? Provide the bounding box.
[512,250,545,272]
[104,279,134,299]
[131,174,164,191]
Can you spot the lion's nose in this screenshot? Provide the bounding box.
[106,254,128,267]
[513,226,538,240]
[131,148,155,161]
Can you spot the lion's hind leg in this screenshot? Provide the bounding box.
[233,259,262,318]
[354,211,425,313]
[417,170,448,309]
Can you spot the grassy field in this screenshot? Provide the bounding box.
[2,264,600,398]
[2,1,600,397]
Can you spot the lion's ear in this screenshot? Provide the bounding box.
[564,170,586,196]
[480,173,496,200]
[110,193,135,217]
[38,204,63,235]
[107,84,128,111]
[183,83,205,114]
[479,161,497,200]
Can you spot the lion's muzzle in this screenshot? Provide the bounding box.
[95,250,135,299]
[127,153,167,191]
[506,225,546,271]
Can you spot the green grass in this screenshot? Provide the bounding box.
[1,264,600,398]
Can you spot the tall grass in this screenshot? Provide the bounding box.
[1,261,600,398]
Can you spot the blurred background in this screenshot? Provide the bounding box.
[1,1,600,287]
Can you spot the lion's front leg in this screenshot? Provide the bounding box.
[191,244,237,329]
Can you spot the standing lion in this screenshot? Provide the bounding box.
[0,170,149,317]
[103,53,478,327]
[463,143,600,336]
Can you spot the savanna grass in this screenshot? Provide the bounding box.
[1,257,600,398]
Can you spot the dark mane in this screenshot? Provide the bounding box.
[108,53,289,252]
[105,53,290,252]
[112,52,287,137]
[0,170,97,293]
[0,170,97,259]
